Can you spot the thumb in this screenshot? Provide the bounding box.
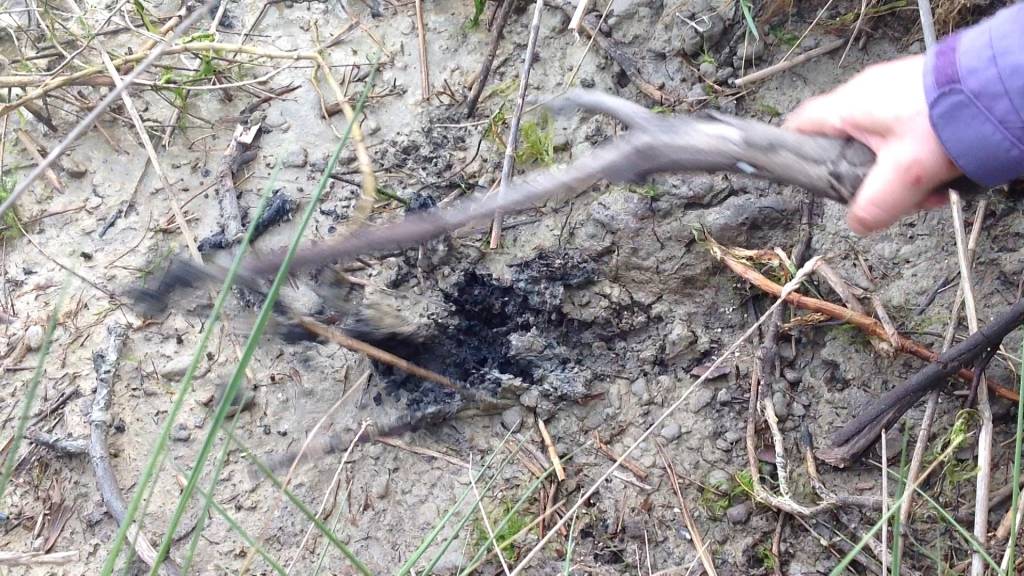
[783,93,847,137]
[847,148,944,235]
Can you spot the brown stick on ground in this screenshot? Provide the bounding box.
[214,122,261,244]
[591,432,647,480]
[713,249,1018,403]
[297,316,456,390]
[712,244,1022,467]
[464,0,515,118]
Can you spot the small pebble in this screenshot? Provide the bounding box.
[688,387,714,413]
[501,406,523,431]
[790,402,806,418]
[86,196,102,210]
[24,325,44,350]
[660,423,681,442]
[698,61,716,78]
[170,423,191,442]
[397,16,415,35]
[65,159,88,178]
[715,388,732,405]
[282,147,308,168]
[363,119,381,136]
[726,501,752,524]
[714,67,735,84]
[630,378,648,397]
[772,391,790,420]
[715,438,731,451]
[372,476,389,499]
[706,469,731,491]
[782,367,803,385]
[519,389,540,409]
[159,356,204,381]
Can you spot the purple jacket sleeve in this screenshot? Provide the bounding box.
[924,4,1024,187]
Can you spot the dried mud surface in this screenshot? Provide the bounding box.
[1,0,1020,574]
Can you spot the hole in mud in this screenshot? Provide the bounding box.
[348,252,602,414]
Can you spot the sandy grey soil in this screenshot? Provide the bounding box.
[0,0,1019,574]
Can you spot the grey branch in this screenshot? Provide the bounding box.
[89,321,183,576]
[135,89,982,310]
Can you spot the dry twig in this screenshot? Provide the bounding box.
[898,200,987,554]
[490,0,546,248]
[536,417,565,481]
[710,242,1017,403]
[733,38,846,87]
[414,0,430,100]
[464,0,515,118]
[656,439,718,576]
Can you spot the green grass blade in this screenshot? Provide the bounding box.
[147,62,380,575]
[421,438,533,576]
[562,510,579,576]
[1007,332,1024,574]
[101,162,285,575]
[739,0,760,41]
[101,194,273,574]
[177,177,280,574]
[912,483,999,570]
[0,277,68,502]
[166,460,288,575]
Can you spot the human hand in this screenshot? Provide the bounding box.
[784,55,961,235]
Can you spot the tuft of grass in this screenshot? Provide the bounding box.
[628,183,663,200]
[700,469,751,518]
[735,468,755,495]
[826,0,910,28]
[466,0,487,29]
[756,544,776,571]
[926,409,979,493]
[831,428,1000,575]
[516,114,555,167]
[768,26,800,48]
[131,0,158,33]
[0,176,21,238]
[473,502,530,562]
[755,102,782,118]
